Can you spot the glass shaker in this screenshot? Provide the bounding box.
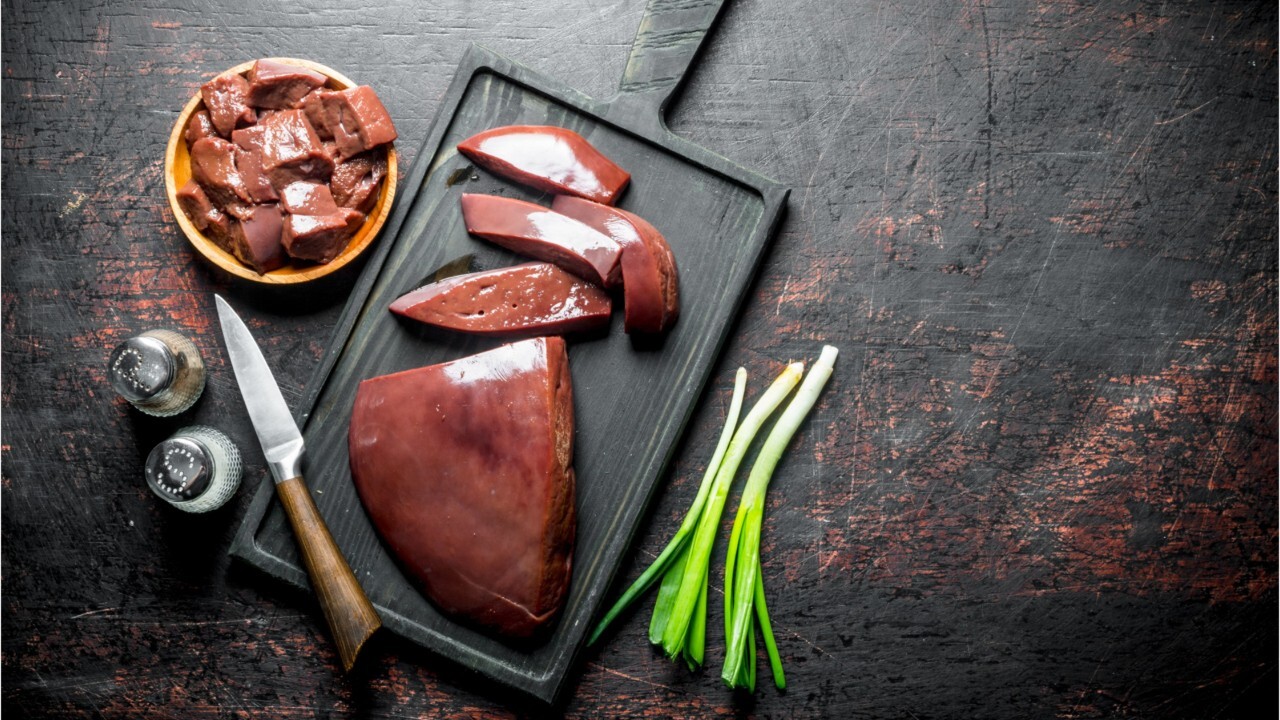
[108,329,206,416]
[144,425,242,513]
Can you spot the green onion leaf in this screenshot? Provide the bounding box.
[722,345,838,689]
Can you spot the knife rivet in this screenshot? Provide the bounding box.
[108,330,206,417]
[144,425,242,513]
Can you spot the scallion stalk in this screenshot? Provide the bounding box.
[587,368,749,646]
[722,345,838,690]
[658,362,805,662]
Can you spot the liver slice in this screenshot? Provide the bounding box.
[389,262,612,337]
[457,125,630,205]
[552,196,680,334]
[460,194,622,287]
[349,336,576,638]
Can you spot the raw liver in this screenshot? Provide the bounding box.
[348,336,576,639]
[226,203,285,273]
[281,208,364,262]
[330,151,386,213]
[306,86,397,160]
[460,193,622,287]
[457,125,630,205]
[188,137,252,209]
[184,110,218,146]
[246,59,327,109]
[389,262,612,337]
[199,73,255,136]
[256,109,334,189]
[552,196,679,334]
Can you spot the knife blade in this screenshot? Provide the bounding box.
[215,294,380,672]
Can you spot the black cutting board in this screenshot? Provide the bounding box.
[230,0,788,703]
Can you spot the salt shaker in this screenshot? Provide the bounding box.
[144,425,242,513]
[108,329,206,416]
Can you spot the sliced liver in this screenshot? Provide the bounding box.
[349,336,576,639]
[457,125,630,205]
[389,262,612,337]
[552,196,680,334]
[460,193,622,287]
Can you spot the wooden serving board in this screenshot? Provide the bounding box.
[230,0,788,703]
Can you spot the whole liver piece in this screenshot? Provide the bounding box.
[348,336,576,639]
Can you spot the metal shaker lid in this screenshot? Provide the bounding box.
[109,335,176,403]
[144,436,214,502]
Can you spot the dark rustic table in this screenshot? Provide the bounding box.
[4,1,1276,717]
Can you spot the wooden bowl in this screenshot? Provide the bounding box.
[164,58,398,285]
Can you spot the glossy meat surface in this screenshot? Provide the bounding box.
[199,73,255,136]
[551,196,680,334]
[349,337,576,638]
[389,262,612,337]
[281,208,364,263]
[460,193,622,287]
[256,109,333,188]
[457,125,630,205]
[246,59,326,109]
[308,86,398,160]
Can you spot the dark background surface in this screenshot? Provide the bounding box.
[3,1,1276,717]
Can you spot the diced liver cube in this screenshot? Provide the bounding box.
[312,86,397,160]
[282,208,365,263]
[246,59,328,110]
[330,151,387,213]
[256,109,334,188]
[200,73,256,136]
[228,204,286,274]
[278,181,340,216]
[189,137,252,209]
[184,111,218,147]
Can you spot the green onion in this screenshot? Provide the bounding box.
[587,368,749,647]
[658,362,805,664]
[588,362,805,666]
[722,345,838,690]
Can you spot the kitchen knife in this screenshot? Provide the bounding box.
[215,294,380,672]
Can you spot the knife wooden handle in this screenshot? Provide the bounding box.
[276,474,381,672]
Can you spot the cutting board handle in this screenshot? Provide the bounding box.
[615,0,729,122]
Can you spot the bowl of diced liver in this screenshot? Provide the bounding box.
[164,58,398,284]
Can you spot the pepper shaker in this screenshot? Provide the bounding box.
[108,329,206,416]
[144,425,242,513]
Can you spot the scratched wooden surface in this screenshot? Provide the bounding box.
[3,1,1276,718]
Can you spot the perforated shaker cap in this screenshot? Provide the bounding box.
[109,335,176,403]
